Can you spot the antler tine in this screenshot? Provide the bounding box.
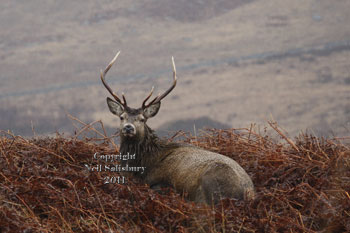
[122,92,127,106]
[143,56,177,109]
[147,92,161,106]
[100,51,127,106]
[142,86,155,109]
[155,56,177,102]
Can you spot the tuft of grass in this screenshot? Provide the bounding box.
[0,121,349,232]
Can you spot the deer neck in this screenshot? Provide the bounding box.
[119,125,162,176]
[120,125,160,158]
[119,124,180,178]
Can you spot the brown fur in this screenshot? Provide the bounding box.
[119,122,255,204]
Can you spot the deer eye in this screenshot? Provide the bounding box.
[120,116,125,121]
[139,117,145,122]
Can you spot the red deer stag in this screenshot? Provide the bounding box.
[101,52,255,204]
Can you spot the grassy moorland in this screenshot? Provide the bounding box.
[0,121,349,232]
[1,0,350,137]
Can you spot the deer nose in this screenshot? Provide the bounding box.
[123,124,135,134]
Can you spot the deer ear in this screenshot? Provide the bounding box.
[143,102,161,118]
[107,97,124,116]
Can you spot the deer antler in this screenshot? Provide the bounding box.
[142,56,177,109]
[100,51,127,107]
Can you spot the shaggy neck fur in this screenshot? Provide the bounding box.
[119,124,179,178]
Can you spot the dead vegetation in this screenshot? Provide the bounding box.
[0,120,349,232]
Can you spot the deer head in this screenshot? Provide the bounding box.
[101,52,177,141]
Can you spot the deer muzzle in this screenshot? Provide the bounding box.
[122,123,136,136]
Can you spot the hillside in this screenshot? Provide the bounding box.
[1,0,350,137]
[1,124,349,232]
